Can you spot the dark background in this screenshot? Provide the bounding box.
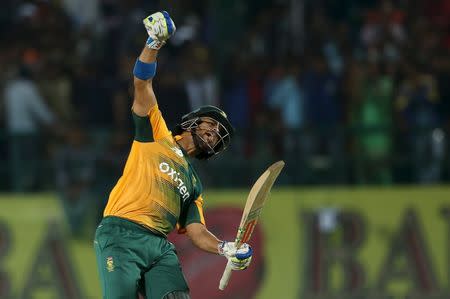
[0,0,449,193]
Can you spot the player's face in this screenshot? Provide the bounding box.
[197,117,221,149]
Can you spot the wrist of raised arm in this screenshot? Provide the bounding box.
[133,59,157,81]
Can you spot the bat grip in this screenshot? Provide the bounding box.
[219,260,233,290]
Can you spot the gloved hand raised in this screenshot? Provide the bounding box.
[218,241,253,270]
[143,11,176,50]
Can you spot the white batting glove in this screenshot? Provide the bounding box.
[218,241,253,271]
[143,11,176,50]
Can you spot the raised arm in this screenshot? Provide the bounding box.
[132,47,158,117]
[132,11,176,117]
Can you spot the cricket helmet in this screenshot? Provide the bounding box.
[175,106,234,159]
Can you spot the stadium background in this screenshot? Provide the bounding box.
[0,0,449,298]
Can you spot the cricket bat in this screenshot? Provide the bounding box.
[218,160,285,290]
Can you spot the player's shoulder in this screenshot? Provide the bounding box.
[155,136,188,161]
[166,140,186,159]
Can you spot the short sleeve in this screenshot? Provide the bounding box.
[133,105,172,142]
[133,112,153,142]
[177,195,206,234]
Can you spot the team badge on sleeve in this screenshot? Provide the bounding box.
[106,257,115,272]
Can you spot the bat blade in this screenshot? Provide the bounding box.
[219,161,285,290]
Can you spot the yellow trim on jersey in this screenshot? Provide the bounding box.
[195,195,205,224]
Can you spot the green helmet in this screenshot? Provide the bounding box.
[175,106,234,159]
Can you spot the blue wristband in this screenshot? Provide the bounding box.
[133,59,157,80]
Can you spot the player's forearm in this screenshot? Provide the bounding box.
[186,223,221,254]
[194,231,221,254]
[132,47,159,116]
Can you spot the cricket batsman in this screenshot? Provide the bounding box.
[94,11,253,299]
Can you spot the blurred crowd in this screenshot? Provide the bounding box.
[0,0,449,203]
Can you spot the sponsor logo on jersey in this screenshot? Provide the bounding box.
[171,146,184,157]
[159,162,190,201]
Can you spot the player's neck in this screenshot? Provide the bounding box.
[176,132,198,158]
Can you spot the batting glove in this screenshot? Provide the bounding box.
[218,241,253,271]
[143,11,176,50]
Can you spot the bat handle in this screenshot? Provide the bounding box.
[219,260,233,290]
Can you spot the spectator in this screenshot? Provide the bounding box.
[183,45,219,110]
[38,60,74,123]
[61,0,99,28]
[302,54,344,183]
[266,59,307,182]
[353,62,394,184]
[266,60,305,153]
[54,125,96,236]
[222,55,252,160]
[396,62,442,183]
[3,64,56,191]
[223,54,251,130]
